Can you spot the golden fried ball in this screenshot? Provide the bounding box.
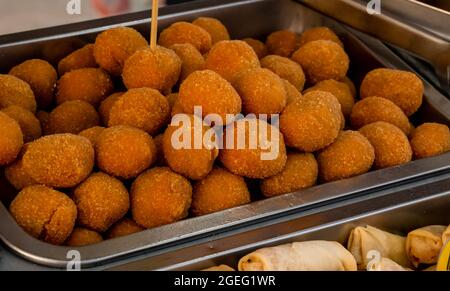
[351,97,411,135]
[66,227,103,246]
[98,92,123,126]
[410,123,450,159]
[280,91,342,152]
[36,110,50,135]
[359,121,412,169]
[41,39,84,66]
[9,59,57,110]
[47,100,100,134]
[265,30,299,57]
[0,74,36,113]
[159,22,212,54]
[4,144,37,190]
[73,172,130,232]
[234,68,287,115]
[106,218,144,239]
[261,152,318,197]
[260,55,306,91]
[108,88,170,135]
[205,40,260,82]
[192,17,230,45]
[298,27,343,48]
[292,40,349,85]
[58,44,98,76]
[0,111,23,166]
[220,118,287,179]
[360,68,424,116]
[1,106,41,142]
[169,43,205,81]
[341,76,357,98]
[283,79,302,105]
[131,167,192,229]
[242,38,268,59]
[94,27,148,76]
[10,185,77,245]
[318,131,375,182]
[191,167,250,216]
[79,126,106,146]
[96,126,156,179]
[122,46,182,92]
[56,68,114,107]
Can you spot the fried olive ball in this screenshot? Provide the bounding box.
[261,152,318,197]
[4,144,37,191]
[1,106,41,142]
[79,126,106,146]
[108,88,170,135]
[318,131,375,182]
[58,44,98,76]
[298,27,343,48]
[0,74,36,113]
[178,70,241,122]
[410,123,450,159]
[359,121,412,169]
[283,79,302,105]
[205,40,260,82]
[350,97,411,135]
[106,218,144,239]
[41,39,84,66]
[220,118,287,179]
[360,68,424,116]
[9,59,57,110]
[292,40,349,85]
[94,27,148,76]
[242,38,268,59]
[280,91,342,152]
[131,167,192,229]
[304,79,355,118]
[260,55,305,91]
[192,17,230,45]
[36,110,50,135]
[169,43,205,81]
[163,115,219,180]
[265,30,299,57]
[98,92,123,126]
[341,76,357,98]
[0,112,23,166]
[159,22,212,54]
[234,68,287,115]
[191,167,250,216]
[56,68,114,107]
[10,185,77,245]
[96,126,156,179]
[73,172,130,232]
[122,46,182,92]
[66,227,103,247]
[170,94,185,117]
[47,100,100,134]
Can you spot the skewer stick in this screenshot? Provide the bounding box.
[150,0,159,49]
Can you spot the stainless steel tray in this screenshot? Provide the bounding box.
[0,0,450,270]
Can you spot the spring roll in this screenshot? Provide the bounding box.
[202,265,235,271]
[347,225,410,269]
[238,240,357,271]
[442,225,450,245]
[406,225,447,267]
[368,257,411,271]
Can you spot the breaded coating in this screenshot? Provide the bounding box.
[205,40,260,82]
[0,74,36,113]
[280,91,342,152]
[1,106,41,142]
[359,121,412,169]
[98,92,124,126]
[94,27,148,76]
[122,46,182,92]
[159,22,212,54]
[351,97,411,135]
[318,131,375,182]
[58,44,98,76]
[153,134,167,166]
[108,88,170,135]
[191,167,250,216]
[341,76,357,98]
[265,30,299,57]
[242,38,268,59]
[131,167,192,229]
[410,123,450,159]
[192,17,230,45]
[23,134,94,188]
[298,27,343,48]
[283,79,302,105]
[169,43,205,81]
[170,95,185,117]
[73,172,130,232]
[166,92,178,109]
[261,152,318,197]
[79,126,106,146]
[360,68,424,116]
[10,185,77,245]
[106,218,144,239]
[47,100,100,134]
[5,144,37,190]
[0,112,23,165]
[234,68,287,115]
[56,68,114,107]
[292,40,349,85]
[41,39,84,66]
[220,118,287,179]
[66,227,103,246]
[36,110,50,135]
[261,55,305,91]
[9,59,57,110]
[96,126,156,179]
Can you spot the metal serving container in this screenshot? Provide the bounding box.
[0,0,449,270]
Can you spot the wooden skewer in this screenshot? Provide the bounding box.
[150,0,159,49]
